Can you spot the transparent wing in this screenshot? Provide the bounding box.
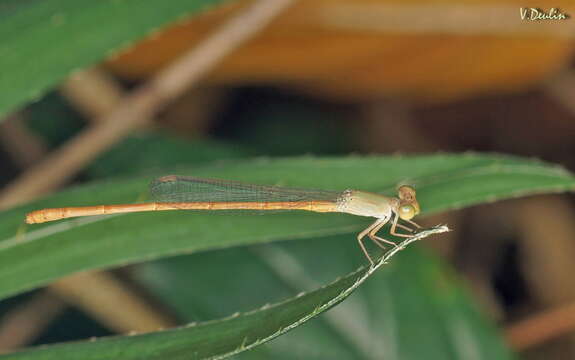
[149,176,342,203]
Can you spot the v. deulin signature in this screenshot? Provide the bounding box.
[520,8,569,21]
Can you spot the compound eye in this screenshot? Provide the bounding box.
[398,185,416,201]
[399,204,415,220]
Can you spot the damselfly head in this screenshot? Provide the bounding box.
[397,185,416,201]
[397,185,420,220]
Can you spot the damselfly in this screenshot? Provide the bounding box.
[26,176,422,264]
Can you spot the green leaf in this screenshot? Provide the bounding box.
[0,154,573,301]
[0,0,230,117]
[88,134,254,178]
[136,236,513,360]
[1,227,451,360]
[0,153,568,358]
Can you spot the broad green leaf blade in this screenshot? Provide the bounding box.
[134,231,510,360]
[136,244,363,359]
[136,236,513,360]
[0,227,448,360]
[0,154,573,301]
[0,0,230,117]
[88,134,254,178]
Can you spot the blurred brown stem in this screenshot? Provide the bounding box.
[507,302,575,350]
[512,196,575,353]
[544,70,575,117]
[51,272,175,334]
[59,67,124,121]
[0,292,65,353]
[514,197,575,306]
[0,113,46,168]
